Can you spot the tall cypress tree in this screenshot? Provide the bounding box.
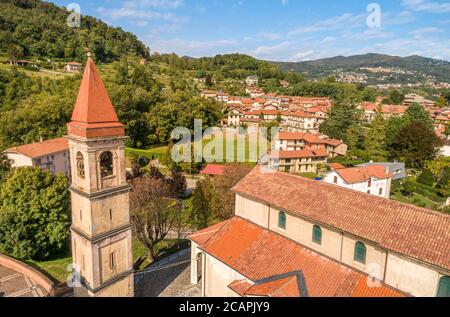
[365,108,388,161]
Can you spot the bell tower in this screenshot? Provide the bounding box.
[66,56,134,297]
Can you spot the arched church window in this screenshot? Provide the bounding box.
[100,151,114,178]
[76,152,85,178]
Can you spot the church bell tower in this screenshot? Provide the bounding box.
[66,56,134,297]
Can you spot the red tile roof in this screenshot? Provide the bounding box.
[329,163,346,170]
[229,274,304,297]
[200,164,226,176]
[4,138,68,159]
[277,132,343,147]
[232,166,450,271]
[335,165,392,184]
[191,217,405,297]
[67,58,124,138]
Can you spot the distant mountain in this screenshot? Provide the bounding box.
[270,53,450,86]
[0,0,149,62]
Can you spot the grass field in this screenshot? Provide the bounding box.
[27,237,188,282]
[126,136,269,166]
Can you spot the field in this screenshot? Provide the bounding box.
[27,238,187,283]
[126,136,269,167]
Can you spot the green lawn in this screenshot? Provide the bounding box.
[28,249,72,283]
[126,136,268,166]
[390,179,446,210]
[28,238,189,282]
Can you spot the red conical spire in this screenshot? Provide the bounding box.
[67,57,124,138]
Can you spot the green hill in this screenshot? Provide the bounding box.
[0,0,150,62]
[271,53,450,84]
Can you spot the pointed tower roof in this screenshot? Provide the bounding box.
[67,58,124,139]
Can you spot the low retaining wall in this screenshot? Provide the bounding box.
[0,253,57,296]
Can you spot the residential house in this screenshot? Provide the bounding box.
[245,75,259,86]
[284,111,325,134]
[189,166,450,297]
[356,162,406,181]
[404,93,435,108]
[324,165,392,199]
[3,137,70,176]
[200,164,226,176]
[65,61,83,73]
[267,148,328,174]
[274,132,347,158]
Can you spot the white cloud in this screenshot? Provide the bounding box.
[124,0,184,10]
[401,0,450,13]
[149,38,238,56]
[281,0,289,5]
[288,13,366,36]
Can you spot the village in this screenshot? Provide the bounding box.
[0,0,449,303]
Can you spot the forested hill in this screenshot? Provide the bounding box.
[271,53,450,84]
[0,0,150,62]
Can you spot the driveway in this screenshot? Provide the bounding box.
[134,249,201,297]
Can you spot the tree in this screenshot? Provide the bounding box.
[435,96,448,108]
[404,102,434,130]
[205,73,213,87]
[191,179,212,229]
[168,169,187,198]
[129,176,179,261]
[365,109,388,161]
[210,164,253,220]
[417,169,435,186]
[0,167,70,260]
[0,153,11,183]
[388,90,405,105]
[389,121,443,168]
[320,96,361,142]
[6,44,24,64]
[385,116,409,149]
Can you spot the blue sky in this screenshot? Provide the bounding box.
[52,0,450,61]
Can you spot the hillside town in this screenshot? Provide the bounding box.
[0,0,449,305]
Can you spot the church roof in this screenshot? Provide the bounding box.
[71,58,119,124]
[67,58,124,138]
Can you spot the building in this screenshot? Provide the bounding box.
[200,164,226,176]
[66,57,134,297]
[274,132,347,158]
[324,165,392,199]
[188,166,450,297]
[356,162,406,181]
[65,61,83,73]
[404,93,435,108]
[283,111,326,134]
[3,138,70,176]
[200,90,229,102]
[267,148,328,174]
[245,75,259,86]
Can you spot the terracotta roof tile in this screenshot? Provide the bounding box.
[195,217,404,297]
[4,138,68,159]
[68,58,124,138]
[232,166,450,271]
[335,165,393,184]
[200,164,226,176]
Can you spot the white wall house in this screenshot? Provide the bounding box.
[3,137,70,177]
[324,165,392,199]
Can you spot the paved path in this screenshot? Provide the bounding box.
[134,249,201,297]
[0,265,48,297]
